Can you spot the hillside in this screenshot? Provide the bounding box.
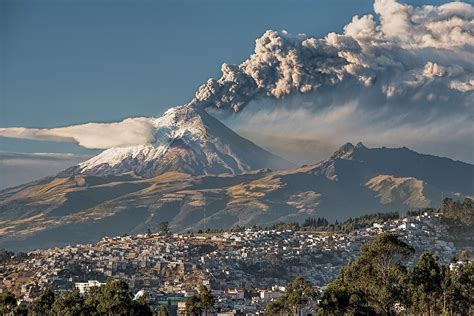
[1,143,472,251]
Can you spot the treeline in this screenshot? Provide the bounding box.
[179,212,401,235]
[268,212,400,233]
[257,197,472,234]
[318,233,473,315]
[188,212,400,234]
[0,249,29,265]
[0,279,153,316]
[151,198,472,236]
[441,197,473,226]
[265,233,474,315]
[405,197,474,226]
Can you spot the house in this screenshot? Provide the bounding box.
[74,280,105,294]
[225,288,245,300]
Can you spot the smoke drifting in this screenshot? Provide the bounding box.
[192,0,474,112]
[194,0,474,163]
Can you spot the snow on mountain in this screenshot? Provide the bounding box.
[65,105,292,177]
[1,142,473,250]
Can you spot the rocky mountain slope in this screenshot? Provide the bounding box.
[60,105,292,177]
[1,142,472,251]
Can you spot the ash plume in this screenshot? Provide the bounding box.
[191,0,474,112]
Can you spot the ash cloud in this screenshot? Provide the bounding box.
[195,0,474,163]
[192,0,474,111]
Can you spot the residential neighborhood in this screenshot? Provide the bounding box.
[0,212,467,315]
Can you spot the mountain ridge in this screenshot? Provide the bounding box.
[59,105,292,178]
[1,142,472,251]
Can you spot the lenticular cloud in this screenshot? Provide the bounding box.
[191,0,474,112]
[0,118,157,149]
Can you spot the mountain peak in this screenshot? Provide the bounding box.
[66,105,292,178]
[331,142,354,160]
[330,142,367,160]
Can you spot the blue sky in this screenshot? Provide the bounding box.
[1,0,453,154]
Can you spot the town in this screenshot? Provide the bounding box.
[1,209,467,315]
[0,213,466,314]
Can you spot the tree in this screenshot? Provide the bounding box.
[185,285,216,316]
[0,249,15,264]
[159,304,169,316]
[159,222,170,235]
[131,293,153,316]
[285,277,317,315]
[264,277,316,316]
[14,303,29,316]
[441,197,473,225]
[318,235,474,315]
[185,295,203,316]
[30,288,55,316]
[82,285,102,314]
[408,252,442,315]
[0,291,17,315]
[316,278,351,316]
[264,296,286,316]
[51,290,87,316]
[451,258,474,315]
[318,233,414,315]
[17,279,154,316]
[198,285,215,315]
[95,279,135,315]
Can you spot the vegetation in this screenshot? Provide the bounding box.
[268,198,473,235]
[158,304,169,316]
[268,212,400,233]
[0,279,153,316]
[303,217,329,228]
[184,285,216,316]
[265,233,473,315]
[264,277,317,316]
[441,197,473,226]
[317,232,474,315]
[159,221,170,235]
[0,291,20,315]
[0,249,29,265]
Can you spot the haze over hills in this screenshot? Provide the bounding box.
[0,133,472,251]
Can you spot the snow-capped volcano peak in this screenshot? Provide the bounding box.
[78,106,207,171]
[70,105,291,177]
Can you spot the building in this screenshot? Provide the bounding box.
[74,280,105,294]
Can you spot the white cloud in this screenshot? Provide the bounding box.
[450,77,474,92]
[0,117,157,149]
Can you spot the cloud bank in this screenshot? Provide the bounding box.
[0,117,157,149]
